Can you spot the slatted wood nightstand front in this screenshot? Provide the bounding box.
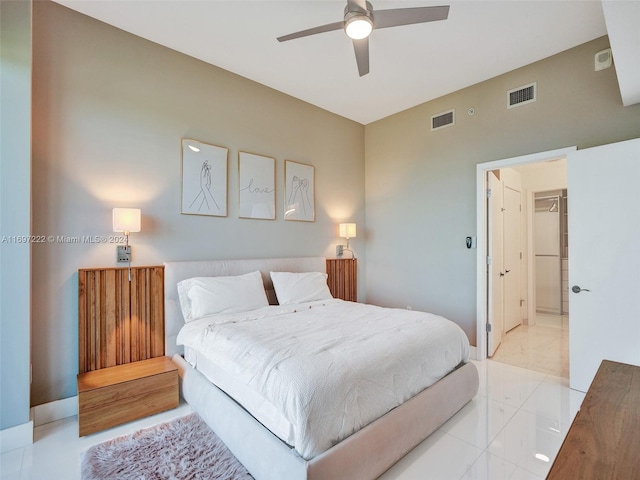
[326,258,357,302]
[77,356,178,436]
[77,266,177,436]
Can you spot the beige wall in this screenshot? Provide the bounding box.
[364,36,640,345]
[31,1,365,405]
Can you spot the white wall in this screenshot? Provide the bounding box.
[0,0,32,433]
[516,160,567,192]
[365,36,640,346]
[31,2,365,406]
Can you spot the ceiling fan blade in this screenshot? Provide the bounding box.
[374,5,449,29]
[352,37,369,76]
[277,21,344,42]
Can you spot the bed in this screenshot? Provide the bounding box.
[165,257,479,480]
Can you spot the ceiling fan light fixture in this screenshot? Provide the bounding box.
[345,16,373,40]
[277,1,449,77]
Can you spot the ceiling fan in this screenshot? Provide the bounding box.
[277,0,450,77]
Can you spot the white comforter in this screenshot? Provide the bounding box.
[177,299,470,459]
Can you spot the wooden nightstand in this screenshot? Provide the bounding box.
[326,258,357,301]
[77,356,178,436]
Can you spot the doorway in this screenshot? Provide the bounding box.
[477,139,640,392]
[475,147,575,365]
[485,161,569,377]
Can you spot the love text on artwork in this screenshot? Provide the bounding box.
[240,178,274,195]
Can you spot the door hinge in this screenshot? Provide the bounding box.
[486,323,492,332]
[520,252,522,259]
[487,188,492,198]
[486,256,492,265]
[520,299,524,307]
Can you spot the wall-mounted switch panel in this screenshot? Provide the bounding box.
[117,245,131,263]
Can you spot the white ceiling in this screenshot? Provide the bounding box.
[53,0,631,125]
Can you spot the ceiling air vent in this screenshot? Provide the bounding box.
[431,109,455,131]
[507,82,537,109]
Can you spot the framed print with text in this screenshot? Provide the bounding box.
[239,151,275,220]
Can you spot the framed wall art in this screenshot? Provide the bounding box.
[238,151,275,220]
[284,160,315,222]
[181,139,228,217]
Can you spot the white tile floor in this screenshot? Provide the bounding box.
[491,314,569,378]
[1,360,585,480]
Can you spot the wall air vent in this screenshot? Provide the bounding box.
[431,109,455,131]
[507,82,536,109]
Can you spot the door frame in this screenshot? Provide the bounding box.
[475,146,576,361]
[487,171,505,357]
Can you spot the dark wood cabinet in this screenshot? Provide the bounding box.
[546,360,640,479]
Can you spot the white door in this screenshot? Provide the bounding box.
[488,171,504,356]
[568,138,640,392]
[504,186,522,331]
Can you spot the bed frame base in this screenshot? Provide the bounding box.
[174,354,479,480]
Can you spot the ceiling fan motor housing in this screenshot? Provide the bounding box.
[344,1,373,21]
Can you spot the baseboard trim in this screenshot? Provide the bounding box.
[32,395,78,427]
[0,420,33,453]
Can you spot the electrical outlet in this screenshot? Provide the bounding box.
[336,245,344,257]
[117,245,131,263]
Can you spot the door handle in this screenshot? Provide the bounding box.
[499,272,505,277]
[572,285,591,293]
[505,270,511,274]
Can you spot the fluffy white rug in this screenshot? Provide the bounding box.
[81,413,253,480]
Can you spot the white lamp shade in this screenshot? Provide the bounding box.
[112,208,141,233]
[339,223,356,239]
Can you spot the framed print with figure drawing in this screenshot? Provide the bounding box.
[181,139,228,217]
[284,160,315,222]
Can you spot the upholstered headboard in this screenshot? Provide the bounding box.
[164,257,326,357]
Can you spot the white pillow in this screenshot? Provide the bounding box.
[177,271,268,322]
[270,271,333,305]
